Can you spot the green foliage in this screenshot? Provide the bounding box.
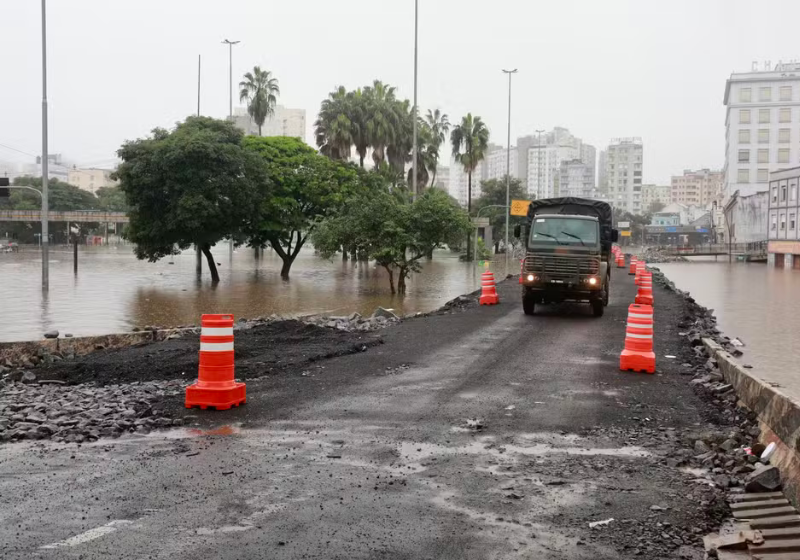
[242,135,362,277]
[239,67,280,136]
[423,109,450,187]
[115,116,264,281]
[95,186,129,212]
[312,187,470,294]
[472,176,527,251]
[6,177,98,211]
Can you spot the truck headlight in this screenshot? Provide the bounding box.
[588,277,598,285]
[527,274,535,282]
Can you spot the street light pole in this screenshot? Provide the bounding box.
[536,129,545,198]
[502,69,517,277]
[411,0,419,197]
[41,0,49,292]
[222,39,240,119]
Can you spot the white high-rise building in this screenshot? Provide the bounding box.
[559,159,594,198]
[723,61,800,200]
[231,105,306,138]
[580,143,597,189]
[481,144,518,182]
[598,150,608,191]
[603,138,644,214]
[448,158,484,207]
[518,128,594,199]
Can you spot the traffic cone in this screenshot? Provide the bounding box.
[616,253,625,268]
[629,256,638,275]
[635,272,654,306]
[185,314,246,410]
[480,271,500,305]
[620,303,655,374]
[635,260,647,285]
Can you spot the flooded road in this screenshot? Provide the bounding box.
[0,246,503,342]
[657,260,798,382]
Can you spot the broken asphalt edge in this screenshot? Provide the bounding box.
[704,337,800,507]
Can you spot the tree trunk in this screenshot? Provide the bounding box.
[398,267,408,294]
[258,124,262,136]
[383,265,395,294]
[431,167,438,188]
[280,258,293,279]
[359,155,365,168]
[466,171,472,261]
[342,247,349,261]
[201,243,219,282]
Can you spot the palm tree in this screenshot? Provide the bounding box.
[451,113,490,260]
[239,66,280,136]
[386,99,413,174]
[364,80,399,167]
[315,86,354,161]
[425,109,450,187]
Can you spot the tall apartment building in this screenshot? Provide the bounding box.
[481,143,518,182]
[516,128,595,199]
[724,62,800,199]
[640,184,671,211]
[597,150,608,191]
[603,138,643,213]
[231,105,306,138]
[559,159,594,198]
[580,143,597,188]
[68,168,118,194]
[433,166,450,193]
[448,159,484,207]
[670,169,723,206]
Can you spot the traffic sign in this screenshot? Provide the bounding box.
[510,199,531,217]
[620,231,632,237]
[0,177,8,198]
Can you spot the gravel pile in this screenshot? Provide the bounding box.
[638,247,689,264]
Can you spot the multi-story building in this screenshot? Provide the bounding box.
[597,150,608,191]
[670,169,723,206]
[640,184,671,211]
[580,143,597,189]
[481,143,518,182]
[68,167,118,194]
[231,105,306,138]
[516,128,594,199]
[766,166,800,268]
[603,138,644,214]
[433,166,450,193]
[448,159,484,207]
[723,62,800,200]
[559,159,594,198]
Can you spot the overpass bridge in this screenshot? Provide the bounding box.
[659,242,768,261]
[0,210,129,223]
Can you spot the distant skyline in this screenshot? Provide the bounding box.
[2,0,800,183]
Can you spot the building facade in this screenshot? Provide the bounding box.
[597,150,608,191]
[516,128,594,199]
[481,144,518,182]
[723,62,800,200]
[603,138,644,214]
[231,105,306,138]
[68,168,118,194]
[766,166,800,268]
[580,143,597,189]
[671,169,723,207]
[433,166,450,193]
[448,159,484,207]
[559,159,594,198]
[640,184,671,210]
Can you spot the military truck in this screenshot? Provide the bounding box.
[514,197,618,317]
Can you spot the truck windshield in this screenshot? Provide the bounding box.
[530,218,598,246]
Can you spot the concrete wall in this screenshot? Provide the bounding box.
[729,191,769,243]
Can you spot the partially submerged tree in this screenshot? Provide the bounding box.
[115,116,263,282]
[313,187,470,294]
[451,113,489,259]
[242,136,360,278]
[472,176,527,253]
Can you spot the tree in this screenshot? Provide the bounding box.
[424,109,450,187]
[242,136,360,278]
[8,176,98,211]
[472,176,527,253]
[115,116,264,282]
[239,66,280,136]
[648,200,666,214]
[364,80,399,167]
[315,86,355,162]
[95,186,129,212]
[313,187,470,294]
[451,113,489,260]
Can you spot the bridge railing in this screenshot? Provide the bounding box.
[0,210,129,223]
[658,241,768,255]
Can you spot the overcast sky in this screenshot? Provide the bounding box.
[2,0,800,183]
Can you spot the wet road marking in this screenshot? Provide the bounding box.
[39,520,134,549]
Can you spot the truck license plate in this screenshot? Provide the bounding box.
[550,280,563,284]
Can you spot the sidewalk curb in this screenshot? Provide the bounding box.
[703,337,800,506]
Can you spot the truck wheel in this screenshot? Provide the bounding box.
[591,298,605,317]
[603,279,610,306]
[523,294,536,316]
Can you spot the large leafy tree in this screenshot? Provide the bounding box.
[95,186,129,212]
[313,187,470,294]
[7,176,98,211]
[242,136,360,278]
[315,86,355,162]
[364,80,399,167]
[451,113,490,259]
[424,109,450,187]
[115,116,264,282]
[472,176,527,253]
[239,66,280,136]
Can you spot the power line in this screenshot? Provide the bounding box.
[0,142,37,158]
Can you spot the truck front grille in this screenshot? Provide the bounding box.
[525,255,600,278]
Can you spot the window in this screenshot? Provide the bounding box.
[782,185,788,202]
[791,213,796,230]
[758,149,769,163]
[772,215,777,230]
[759,129,770,143]
[792,184,798,201]
[779,128,791,143]
[737,169,750,183]
[780,86,792,101]
[779,148,790,163]
[759,109,771,123]
[780,108,792,123]
[781,214,786,230]
[740,109,751,124]
[772,186,779,202]
[740,88,752,102]
[758,169,769,183]
[739,129,751,143]
[738,149,750,163]
[760,87,772,101]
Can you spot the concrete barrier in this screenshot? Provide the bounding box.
[703,338,800,505]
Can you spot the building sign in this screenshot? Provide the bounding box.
[617,221,630,228]
[620,231,632,237]
[510,199,531,217]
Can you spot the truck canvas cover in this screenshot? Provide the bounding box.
[526,197,614,250]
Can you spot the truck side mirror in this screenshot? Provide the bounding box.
[612,229,619,242]
[513,225,521,238]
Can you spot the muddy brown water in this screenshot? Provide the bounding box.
[0,246,506,342]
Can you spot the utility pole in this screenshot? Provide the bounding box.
[197,54,201,117]
[502,69,518,278]
[41,0,49,292]
[411,0,419,197]
[222,39,240,119]
[536,129,545,199]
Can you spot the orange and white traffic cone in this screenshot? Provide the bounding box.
[480,271,500,305]
[635,272,654,306]
[620,303,655,374]
[629,257,638,275]
[635,260,647,285]
[185,314,246,410]
[616,253,625,268]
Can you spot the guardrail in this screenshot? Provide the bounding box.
[0,210,129,223]
[657,242,767,255]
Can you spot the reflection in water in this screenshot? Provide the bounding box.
[0,246,501,342]
[657,260,800,388]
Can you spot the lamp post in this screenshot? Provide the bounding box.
[535,129,545,199]
[411,0,419,197]
[502,69,517,277]
[41,0,49,292]
[221,39,240,119]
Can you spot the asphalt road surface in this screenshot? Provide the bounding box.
[1,269,719,559]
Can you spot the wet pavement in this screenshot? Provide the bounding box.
[1,272,721,559]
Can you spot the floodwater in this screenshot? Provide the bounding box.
[0,245,505,342]
[656,259,800,390]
